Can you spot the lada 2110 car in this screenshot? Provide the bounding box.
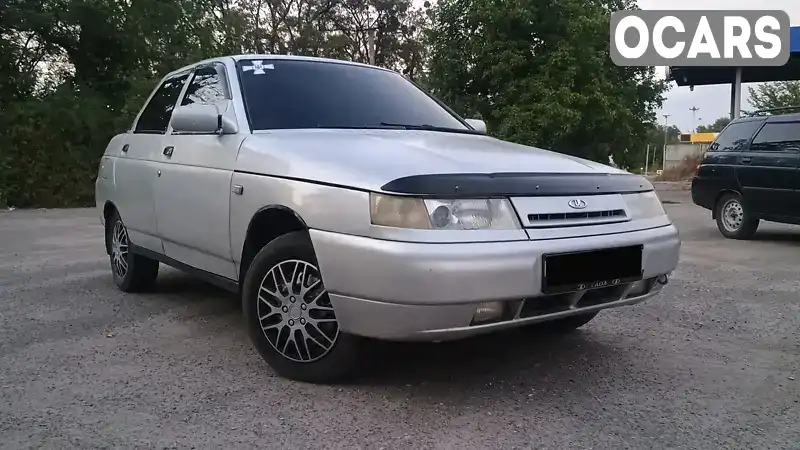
[95,55,681,383]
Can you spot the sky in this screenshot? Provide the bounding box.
[413,0,800,132]
[637,0,800,131]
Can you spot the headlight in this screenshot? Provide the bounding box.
[370,193,520,230]
[624,191,667,219]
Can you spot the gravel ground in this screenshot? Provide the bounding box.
[1,189,798,450]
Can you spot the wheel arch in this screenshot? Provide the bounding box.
[239,205,310,283]
[712,189,743,219]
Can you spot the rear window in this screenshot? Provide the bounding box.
[236,59,469,132]
[750,121,800,151]
[708,120,763,152]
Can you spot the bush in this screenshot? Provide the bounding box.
[656,153,702,182]
[0,87,135,208]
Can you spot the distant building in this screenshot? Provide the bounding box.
[664,132,718,170]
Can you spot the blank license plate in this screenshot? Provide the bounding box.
[542,245,643,294]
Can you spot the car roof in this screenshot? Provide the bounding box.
[729,115,767,124]
[762,112,800,122]
[163,54,395,79]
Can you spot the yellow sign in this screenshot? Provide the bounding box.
[690,132,717,143]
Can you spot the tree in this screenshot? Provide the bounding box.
[424,0,666,169]
[748,81,800,113]
[0,0,428,207]
[696,116,730,133]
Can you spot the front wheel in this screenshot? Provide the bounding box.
[242,231,363,383]
[715,193,759,240]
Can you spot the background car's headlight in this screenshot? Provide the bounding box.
[624,191,667,219]
[370,193,520,230]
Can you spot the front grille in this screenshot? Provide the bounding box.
[528,209,626,225]
[510,195,631,229]
[517,279,654,319]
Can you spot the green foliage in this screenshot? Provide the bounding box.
[1,0,669,208]
[0,87,127,208]
[424,0,666,171]
[1,0,426,207]
[1,0,225,207]
[696,116,730,133]
[748,81,800,113]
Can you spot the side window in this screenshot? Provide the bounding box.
[709,120,763,152]
[134,73,189,134]
[750,122,800,152]
[181,65,229,107]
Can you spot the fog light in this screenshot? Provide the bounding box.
[472,301,504,323]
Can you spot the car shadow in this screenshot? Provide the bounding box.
[145,272,632,388]
[352,327,627,388]
[146,270,242,315]
[750,230,800,244]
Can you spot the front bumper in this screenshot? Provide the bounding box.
[310,224,680,341]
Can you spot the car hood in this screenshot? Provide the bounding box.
[236,129,629,192]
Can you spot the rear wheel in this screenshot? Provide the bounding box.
[242,231,363,383]
[715,193,759,240]
[106,211,159,292]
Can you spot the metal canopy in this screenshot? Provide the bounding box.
[666,26,800,119]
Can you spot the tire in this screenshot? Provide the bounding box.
[715,193,759,240]
[537,312,599,333]
[242,231,363,383]
[106,210,159,292]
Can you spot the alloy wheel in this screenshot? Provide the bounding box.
[111,220,130,279]
[256,259,339,363]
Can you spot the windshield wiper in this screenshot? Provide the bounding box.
[379,122,481,134]
[311,123,481,134]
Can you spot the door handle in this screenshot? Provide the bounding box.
[163,146,174,158]
[121,144,129,153]
[740,157,751,163]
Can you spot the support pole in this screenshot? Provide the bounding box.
[733,67,743,119]
[662,114,670,172]
[645,144,650,175]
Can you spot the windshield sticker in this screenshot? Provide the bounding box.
[242,60,274,75]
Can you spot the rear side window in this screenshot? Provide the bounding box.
[709,120,763,152]
[134,73,189,134]
[181,65,229,107]
[750,121,800,151]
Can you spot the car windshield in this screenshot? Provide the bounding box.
[236,58,473,133]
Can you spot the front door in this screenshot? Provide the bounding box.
[737,120,800,217]
[153,64,244,280]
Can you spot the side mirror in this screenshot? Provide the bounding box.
[170,104,237,134]
[465,118,487,134]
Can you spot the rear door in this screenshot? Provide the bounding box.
[114,72,190,253]
[694,119,764,210]
[737,119,800,217]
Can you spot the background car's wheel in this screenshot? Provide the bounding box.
[242,231,363,383]
[106,211,159,292]
[715,193,759,240]
[536,312,598,333]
